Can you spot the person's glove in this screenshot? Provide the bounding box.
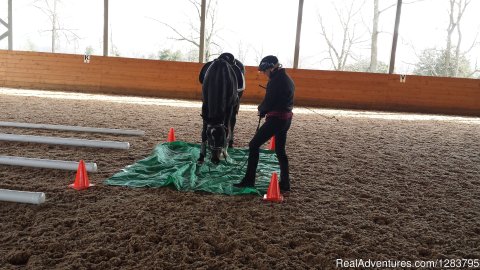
[258,111,266,118]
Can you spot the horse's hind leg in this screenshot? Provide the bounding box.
[198,121,207,163]
[228,95,241,148]
[228,118,235,148]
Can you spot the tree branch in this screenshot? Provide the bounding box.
[151,18,199,47]
[379,0,426,14]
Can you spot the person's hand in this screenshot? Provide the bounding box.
[258,111,266,118]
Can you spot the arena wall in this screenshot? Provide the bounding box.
[1,50,479,116]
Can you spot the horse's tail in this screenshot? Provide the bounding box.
[202,59,237,123]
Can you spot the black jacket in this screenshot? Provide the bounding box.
[258,68,295,116]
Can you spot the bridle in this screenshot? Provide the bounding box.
[206,123,227,151]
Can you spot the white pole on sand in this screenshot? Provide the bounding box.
[0,121,145,136]
[0,133,130,149]
[0,189,46,204]
[0,156,98,172]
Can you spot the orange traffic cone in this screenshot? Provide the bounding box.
[167,127,176,142]
[69,160,93,190]
[263,172,283,202]
[267,136,275,151]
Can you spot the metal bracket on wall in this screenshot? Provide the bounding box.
[0,18,8,41]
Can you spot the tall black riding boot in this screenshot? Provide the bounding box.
[279,178,290,192]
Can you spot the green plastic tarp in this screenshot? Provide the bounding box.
[104,141,280,195]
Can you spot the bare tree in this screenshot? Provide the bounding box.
[368,0,398,72]
[152,0,221,61]
[318,0,368,71]
[413,47,474,77]
[109,23,120,56]
[253,46,264,64]
[404,0,479,78]
[33,0,80,53]
[414,0,479,77]
[236,41,248,63]
[445,0,472,76]
[368,0,425,72]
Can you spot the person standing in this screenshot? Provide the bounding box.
[233,55,294,192]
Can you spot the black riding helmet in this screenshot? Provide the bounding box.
[258,55,279,71]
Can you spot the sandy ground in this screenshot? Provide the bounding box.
[0,88,479,269]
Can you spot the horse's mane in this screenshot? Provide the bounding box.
[202,59,238,124]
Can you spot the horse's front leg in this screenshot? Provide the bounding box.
[198,141,207,163]
[222,122,231,161]
[222,148,229,160]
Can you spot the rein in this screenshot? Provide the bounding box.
[202,116,263,177]
[259,84,339,122]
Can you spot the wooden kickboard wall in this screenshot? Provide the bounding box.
[1,50,479,116]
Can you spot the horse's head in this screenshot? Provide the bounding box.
[206,123,228,164]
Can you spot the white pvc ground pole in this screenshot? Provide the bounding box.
[0,189,46,204]
[0,133,130,149]
[0,121,145,136]
[0,156,98,172]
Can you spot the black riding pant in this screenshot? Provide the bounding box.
[244,116,292,187]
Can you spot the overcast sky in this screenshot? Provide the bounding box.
[1,0,479,75]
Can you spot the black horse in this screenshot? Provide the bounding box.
[198,53,245,164]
